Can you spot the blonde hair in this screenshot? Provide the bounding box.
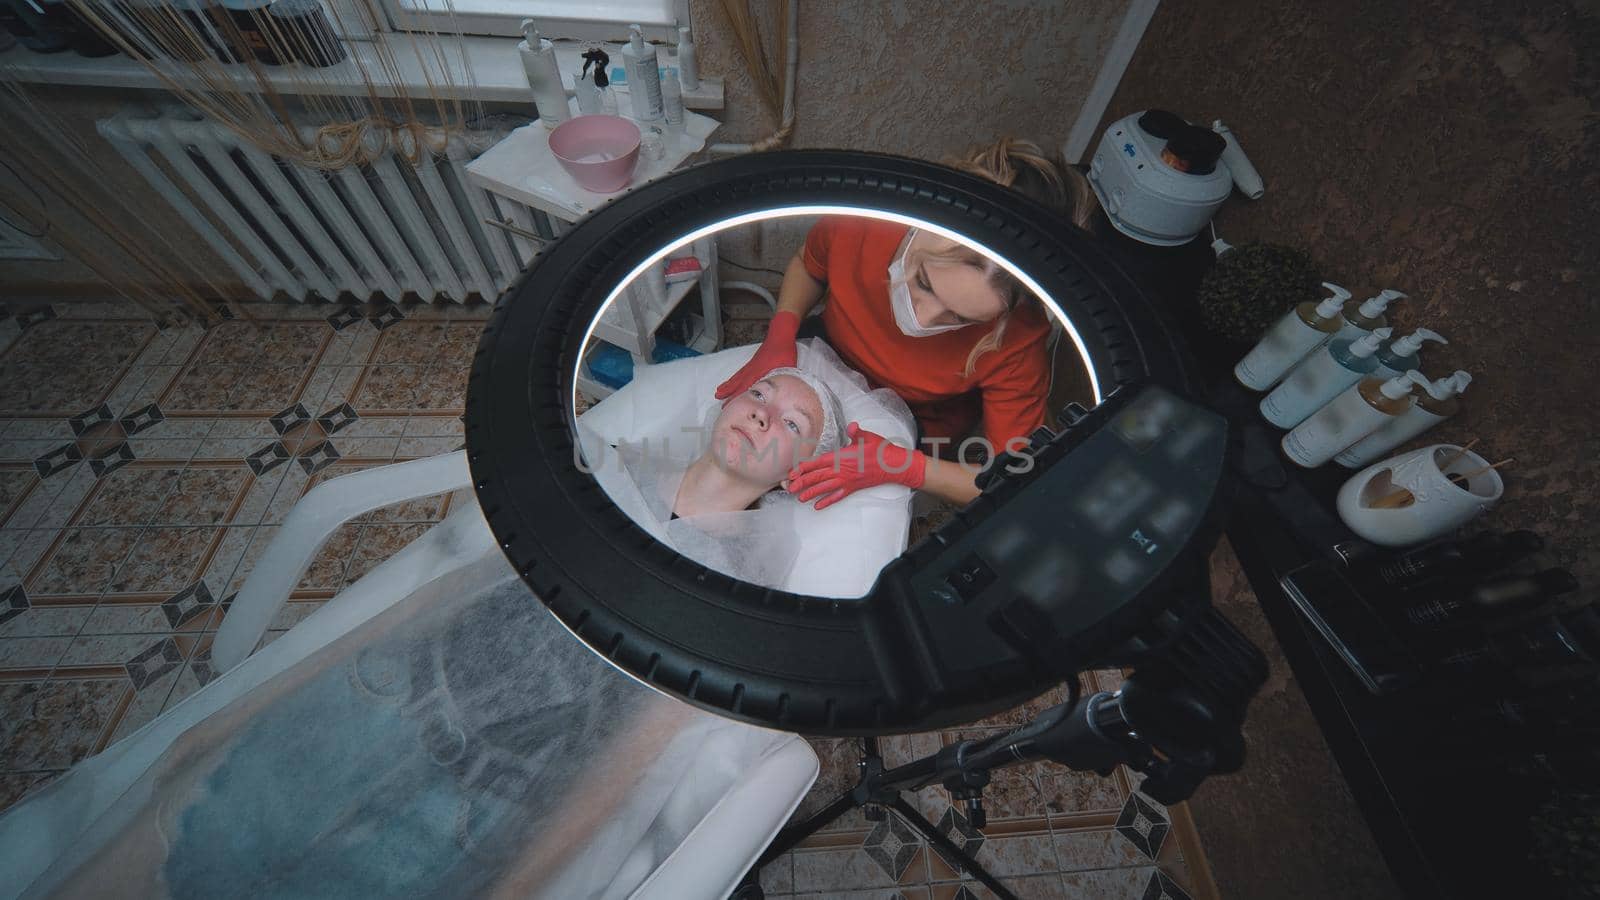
[918,138,1097,376]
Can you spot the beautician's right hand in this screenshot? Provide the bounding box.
[714,310,801,400]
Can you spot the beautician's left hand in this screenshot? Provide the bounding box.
[786,423,927,510]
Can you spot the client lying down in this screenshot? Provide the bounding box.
[583,364,848,589]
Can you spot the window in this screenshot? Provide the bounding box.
[379,0,687,41]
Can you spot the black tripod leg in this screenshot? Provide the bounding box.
[889,798,1018,900]
[757,791,859,864]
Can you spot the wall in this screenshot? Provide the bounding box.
[1099,2,1598,898]
[689,0,1129,155]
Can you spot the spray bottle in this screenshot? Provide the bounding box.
[620,24,663,121]
[1335,370,1472,468]
[1373,328,1447,380]
[576,48,617,116]
[1335,288,1405,343]
[1282,370,1429,468]
[1260,327,1392,429]
[1234,282,1352,391]
[519,21,569,129]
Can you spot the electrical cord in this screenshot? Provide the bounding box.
[721,257,785,277]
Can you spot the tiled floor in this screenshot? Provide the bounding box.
[0,299,1216,898]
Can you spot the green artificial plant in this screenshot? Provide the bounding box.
[1196,241,1325,343]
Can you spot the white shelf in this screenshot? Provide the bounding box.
[0,37,724,110]
[594,273,701,350]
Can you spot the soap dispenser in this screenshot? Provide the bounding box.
[1334,288,1405,343]
[1234,282,1352,391]
[1282,370,1429,468]
[1260,327,1392,429]
[1373,328,1447,380]
[1335,370,1472,468]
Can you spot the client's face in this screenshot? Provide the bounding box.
[713,374,825,486]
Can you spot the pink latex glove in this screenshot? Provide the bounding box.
[714,310,801,400]
[786,422,928,510]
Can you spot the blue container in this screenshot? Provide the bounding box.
[587,339,701,390]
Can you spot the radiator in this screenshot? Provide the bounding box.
[96,111,556,303]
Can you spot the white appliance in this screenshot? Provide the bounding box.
[1087,110,1263,247]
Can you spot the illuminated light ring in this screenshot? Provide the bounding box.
[466,151,1194,735]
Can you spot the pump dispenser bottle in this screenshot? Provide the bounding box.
[1335,370,1472,468]
[1282,370,1429,467]
[1335,289,1405,342]
[1235,282,1352,390]
[621,24,663,121]
[1261,327,1392,428]
[518,21,568,129]
[1373,328,1447,380]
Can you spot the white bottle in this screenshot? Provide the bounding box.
[1234,282,1351,391]
[621,24,663,121]
[1211,120,1264,199]
[519,21,569,129]
[676,24,699,91]
[660,66,684,126]
[1282,370,1429,468]
[1335,371,1471,468]
[1260,327,1392,429]
[1372,327,1447,380]
[1333,288,1405,343]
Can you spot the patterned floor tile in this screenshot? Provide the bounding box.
[793,845,906,894]
[759,851,795,895]
[0,636,73,671]
[794,737,873,833]
[0,678,126,769]
[415,366,470,410]
[224,366,311,414]
[1053,828,1148,872]
[27,527,143,597]
[1055,865,1160,899]
[295,523,360,591]
[152,466,249,525]
[1039,767,1127,821]
[342,523,430,586]
[74,466,185,526]
[928,875,1068,899]
[371,321,454,365]
[353,365,427,410]
[29,466,98,530]
[928,831,1058,883]
[105,663,183,748]
[107,527,218,595]
[163,364,242,412]
[0,770,61,815]
[0,604,92,639]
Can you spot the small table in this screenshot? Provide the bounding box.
[466,110,724,400]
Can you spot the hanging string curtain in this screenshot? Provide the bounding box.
[58,0,484,168]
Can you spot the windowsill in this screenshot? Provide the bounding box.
[0,35,724,111]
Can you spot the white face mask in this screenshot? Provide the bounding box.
[889,231,971,338]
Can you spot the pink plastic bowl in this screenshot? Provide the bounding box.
[548,115,642,193]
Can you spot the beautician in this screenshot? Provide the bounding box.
[715,138,1100,509]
